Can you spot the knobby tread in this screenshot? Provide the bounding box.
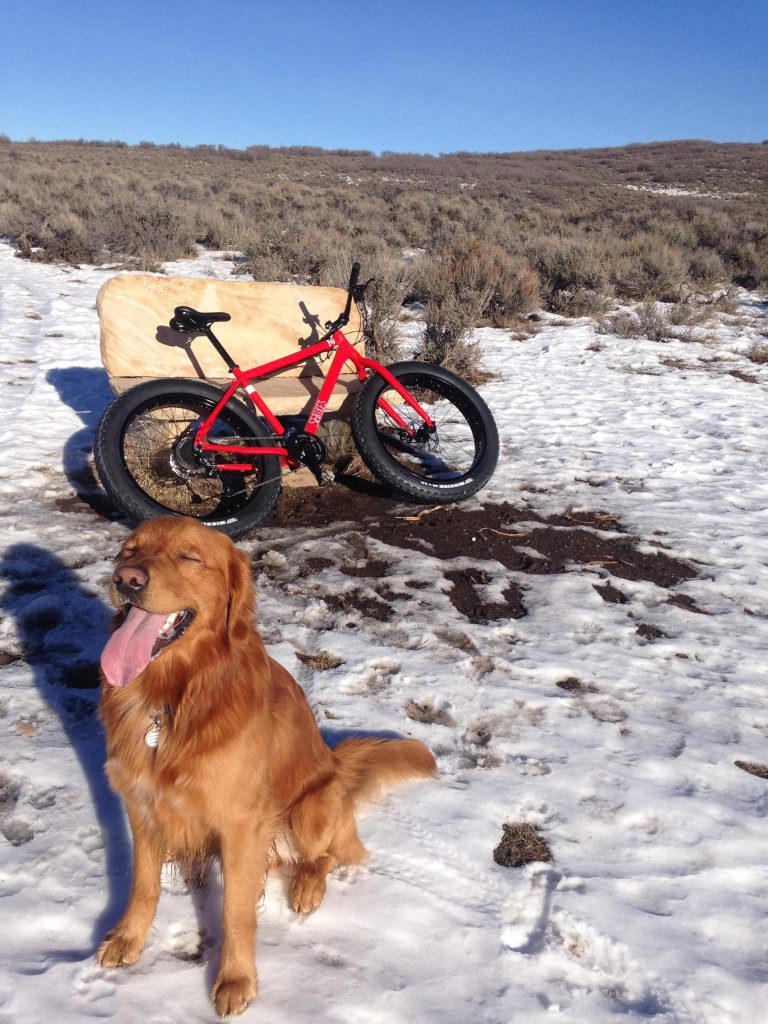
[351,361,499,503]
[93,379,282,538]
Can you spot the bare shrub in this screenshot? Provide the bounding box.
[33,211,102,264]
[667,301,707,327]
[0,198,24,238]
[709,288,740,315]
[317,249,411,363]
[413,243,493,377]
[600,304,671,341]
[239,249,290,282]
[526,237,608,314]
[688,248,726,288]
[600,310,640,338]
[726,241,766,289]
[104,199,196,269]
[636,302,672,341]
[746,341,768,364]
[358,254,413,362]
[495,264,541,322]
[611,237,688,302]
[0,139,765,305]
[420,291,485,377]
[419,238,541,325]
[693,210,733,250]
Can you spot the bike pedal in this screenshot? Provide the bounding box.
[316,467,335,487]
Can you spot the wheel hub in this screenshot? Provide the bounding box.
[169,427,213,480]
[398,423,436,449]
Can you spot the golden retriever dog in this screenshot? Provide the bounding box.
[97,516,436,1017]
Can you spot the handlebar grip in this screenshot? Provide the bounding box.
[342,261,361,320]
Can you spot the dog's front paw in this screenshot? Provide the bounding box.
[290,865,327,914]
[212,973,257,1018]
[97,930,144,968]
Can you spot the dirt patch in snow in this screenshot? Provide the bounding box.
[269,483,698,624]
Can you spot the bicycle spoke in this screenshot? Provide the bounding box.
[121,399,269,517]
[373,382,481,481]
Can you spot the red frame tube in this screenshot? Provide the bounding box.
[194,330,434,470]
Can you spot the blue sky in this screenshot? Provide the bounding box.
[1,0,766,154]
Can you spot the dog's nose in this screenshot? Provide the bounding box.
[113,565,148,592]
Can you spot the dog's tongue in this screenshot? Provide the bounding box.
[100,606,168,688]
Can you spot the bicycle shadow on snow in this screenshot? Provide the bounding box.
[0,543,131,960]
[46,366,118,519]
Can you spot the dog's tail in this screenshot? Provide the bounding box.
[333,736,437,806]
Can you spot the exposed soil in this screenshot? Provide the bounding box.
[269,482,699,625]
[322,588,395,623]
[444,568,527,623]
[556,677,597,693]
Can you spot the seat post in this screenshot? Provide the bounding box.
[204,328,238,372]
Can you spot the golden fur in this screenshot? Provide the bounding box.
[97,516,436,1017]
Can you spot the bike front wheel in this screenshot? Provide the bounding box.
[93,379,282,538]
[351,361,499,503]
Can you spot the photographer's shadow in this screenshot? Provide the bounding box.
[0,543,130,957]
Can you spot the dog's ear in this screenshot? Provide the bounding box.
[226,547,255,641]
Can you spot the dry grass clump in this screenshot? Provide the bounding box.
[493,822,553,867]
[734,759,768,779]
[294,650,344,671]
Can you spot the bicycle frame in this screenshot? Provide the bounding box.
[193,327,435,472]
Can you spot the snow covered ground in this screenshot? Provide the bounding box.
[1,240,767,1023]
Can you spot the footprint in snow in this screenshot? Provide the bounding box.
[163,923,208,963]
[547,911,671,1015]
[502,865,562,953]
[29,787,58,810]
[0,819,34,846]
[341,658,400,695]
[73,964,116,1010]
[0,769,34,846]
[404,697,456,727]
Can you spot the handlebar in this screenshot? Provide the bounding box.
[320,260,373,338]
[341,261,361,322]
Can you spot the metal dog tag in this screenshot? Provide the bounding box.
[144,722,161,748]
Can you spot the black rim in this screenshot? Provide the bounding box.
[117,392,272,520]
[373,375,486,483]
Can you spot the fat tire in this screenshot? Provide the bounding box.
[351,361,498,503]
[94,378,282,538]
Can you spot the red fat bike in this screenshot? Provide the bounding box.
[93,262,499,538]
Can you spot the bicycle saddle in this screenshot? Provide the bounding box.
[170,306,232,333]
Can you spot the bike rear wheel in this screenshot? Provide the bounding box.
[94,379,282,537]
[351,361,499,502]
